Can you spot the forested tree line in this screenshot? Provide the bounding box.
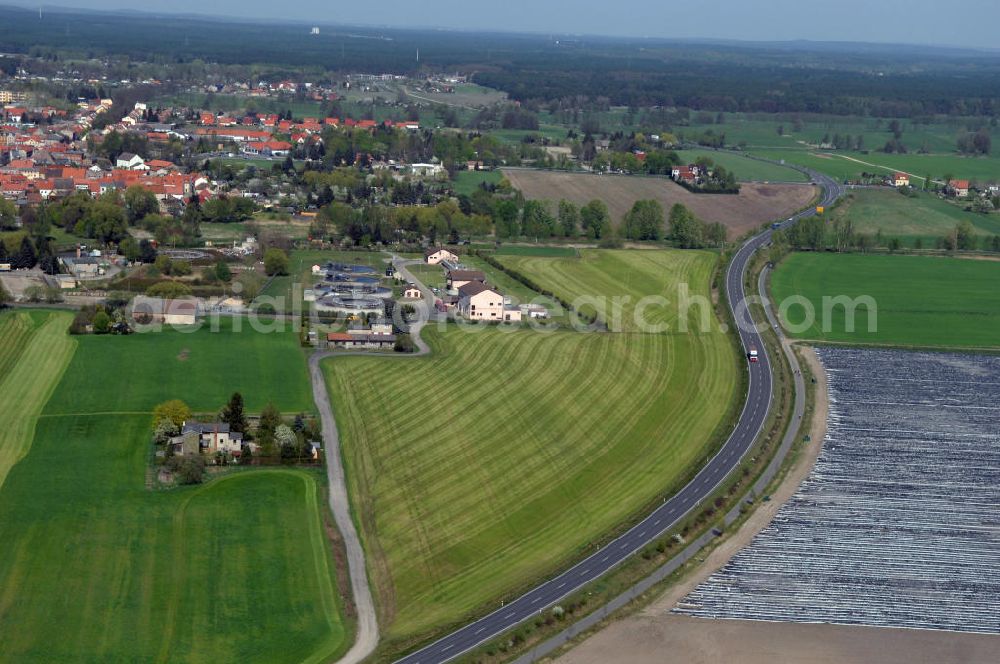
[771,215,1000,256]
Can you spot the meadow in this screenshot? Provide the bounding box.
[324,249,739,642]
[403,262,445,287]
[452,169,502,196]
[771,253,1000,348]
[499,249,722,333]
[673,149,809,182]
[494,245,579,257]
[679,113,999,154]
[43,317,313,414]
[0,317,351,662]
[747,147,1000,184]
[828,189,1000,247]
[0,310,75,488]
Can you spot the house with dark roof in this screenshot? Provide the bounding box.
[326,332,396,350]
[425,247,459,265]
[446,269,486,293]
[173,421,244,455]
[115,152,147,170]
[457,281,507,321]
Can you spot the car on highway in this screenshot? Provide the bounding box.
[748,348,759,363]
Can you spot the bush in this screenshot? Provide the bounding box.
[45,286,64,303]
[146,281,192,298]
[394,333,416,353]
[598,234,624,249]
[264,248,289,276]
[92,310,111,334]
[23,285,44,302]
[167,455,206,485]
[154,254,173,275]
[214,260,232,282]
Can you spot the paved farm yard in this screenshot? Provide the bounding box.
[502,170,817,238]
[676,347,1000,634]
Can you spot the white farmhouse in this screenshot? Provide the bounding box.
[457,282,505,321]
[424,247,459,265]
[115,152,147,170]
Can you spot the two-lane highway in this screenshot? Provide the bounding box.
[395,168,841,664]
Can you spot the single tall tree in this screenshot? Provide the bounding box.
[221,392,248,433]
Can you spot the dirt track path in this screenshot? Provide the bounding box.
[310,257,435,664]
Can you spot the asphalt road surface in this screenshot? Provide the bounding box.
[394,166,842,664]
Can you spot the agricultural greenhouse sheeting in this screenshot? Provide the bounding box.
[675,347,1000,634]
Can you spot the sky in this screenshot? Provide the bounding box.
[31,0,1000,50]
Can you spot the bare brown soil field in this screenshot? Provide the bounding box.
[502,169,817,238]
[557,616,999,664]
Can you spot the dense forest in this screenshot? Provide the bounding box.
[2,5,1000,117]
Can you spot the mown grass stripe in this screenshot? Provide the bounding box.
[326,248,739,639]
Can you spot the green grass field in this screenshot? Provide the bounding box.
[324,248,738,642]
[488,124,570,145]
[499,249,721,333]
[404,262,445,288]
[0,311,75,488]
[0,317,351,662]
[679,114,998,154]
[747,147,1000,185]
[828,189,1000,247]
[771,252,1000,348]
[674,149,808,182]
[44,317,313,414]
[452,170,502,195]
[494,245,579,257]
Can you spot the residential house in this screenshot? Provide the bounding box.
[891,172,910,188]
[242,140,292,157]
[671,166,697,183]
[409,163,445,177]
[457,281,505,320]
[446,269,486,292]
[326,332,396,350]
[131,296,200,325]
[403,286,423,299]
[115,152,147,170]
[949,179,971,198]
[425,247,459,265]
[177,421,244,455]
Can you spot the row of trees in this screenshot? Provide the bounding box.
[774,216,1000,255]
[27,186,250,249]
[621,201,727,247]
[0,235,60,273]
[219,393,318,461]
